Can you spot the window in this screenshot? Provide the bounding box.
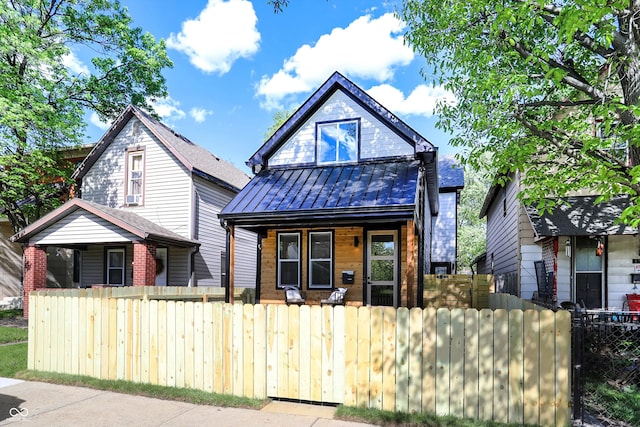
[308,231,333,289]
[106,248,125,286]
[277,232,301,288]
[317,120,358,164]
[126,150,144,205]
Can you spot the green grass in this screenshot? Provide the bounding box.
[0,343,27,377]
[0,326,28,344]
[585,380,640,426]
[335,405,531,426]
[16,370,267,410]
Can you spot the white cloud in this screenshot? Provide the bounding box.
[366,84,457,118]
[167,0,260,74]
[190,107,213,123]
[62,52,90,76]
[150,97,186,121]
[256,13,414,110]
[89,112,111,130]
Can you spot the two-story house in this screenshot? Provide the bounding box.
[12,105,257,316]
[478,171,638,309]
[219,71,461,308]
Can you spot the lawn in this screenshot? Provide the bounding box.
[0,325,28,344]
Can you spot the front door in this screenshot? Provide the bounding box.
[574,236,603,308]
[367,230,397,306]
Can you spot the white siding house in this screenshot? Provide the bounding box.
[481,172,639,309]
[12,106,256,299]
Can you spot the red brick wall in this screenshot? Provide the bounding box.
[133,242,156,286]
[23,245,47,318]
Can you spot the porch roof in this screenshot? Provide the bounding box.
[219,160,420,228]
[11,198,200,247]
[525,195,637,238]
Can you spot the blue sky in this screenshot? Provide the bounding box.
[78,0,456,173]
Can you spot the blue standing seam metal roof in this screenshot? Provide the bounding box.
[220,160,420,223]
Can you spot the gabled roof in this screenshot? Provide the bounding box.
[219,160,420,229]
[73,105,249,192]
[248,71,436,168]
[245,71,439,214]
[525,195,637,238]
[11,198,199,247]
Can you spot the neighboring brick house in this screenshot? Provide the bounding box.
[219,72,463,307]
[12,106,257,317]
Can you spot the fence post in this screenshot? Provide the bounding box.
[571,312,584,423]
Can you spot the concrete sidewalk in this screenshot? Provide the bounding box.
[0,378,374,426]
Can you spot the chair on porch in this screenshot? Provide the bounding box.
[534,260,554,303]
[284,286,305,305]
[320,288,347,306]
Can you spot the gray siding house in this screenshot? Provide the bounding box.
[12,106,256,314]
[480,172,638,309]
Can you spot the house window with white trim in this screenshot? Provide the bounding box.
[308,231,333,289]
[126,150,144,205]
[106,248,125,286]
[317,120,359,164]
[277,232,300,288]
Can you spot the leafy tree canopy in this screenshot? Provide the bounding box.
[0,0,172,233]
[457,163,489,271]
[401,0,640,225]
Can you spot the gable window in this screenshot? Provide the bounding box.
[126,150,144,205]
[106,247,125,286]
[308,231,333,289]
[277,232,301,288]
[317,120,358,164]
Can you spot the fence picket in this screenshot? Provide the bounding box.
[450,308,465,417]
[356,306,371,408]
[478,309,494,421]
[407,307,423,413]
[523,310,540,425]
[464,309,479,420]
[508,310,524,424]
[435,308,451,415]
[493,309,509,423]
[395,307,410,413]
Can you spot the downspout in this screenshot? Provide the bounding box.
[255,233,263,304]
[221,219,231,303]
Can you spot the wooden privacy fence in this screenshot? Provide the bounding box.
[28,289,570,426]
[423,274,494,309]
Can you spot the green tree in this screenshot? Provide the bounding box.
[401,1,640,225]
[0,0,172,233]
[264,107,297,141]
[457,164,489,272]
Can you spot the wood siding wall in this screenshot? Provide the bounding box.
[81,118,192,238]
[485,176,520,285]
[193,176,257,288]
[268,91,413,166]
[259,224,417,307]
[431,192,457,264]
[28,289,571,426]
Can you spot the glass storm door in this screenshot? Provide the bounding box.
[367,231,397,306]
[574,236,603,309]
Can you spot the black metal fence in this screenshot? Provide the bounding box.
[571,310,640,426]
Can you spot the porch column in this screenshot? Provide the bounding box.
[228,225,235,304]
[406,220,416,308]
[133,241,156,287]
[23,244,47,319]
